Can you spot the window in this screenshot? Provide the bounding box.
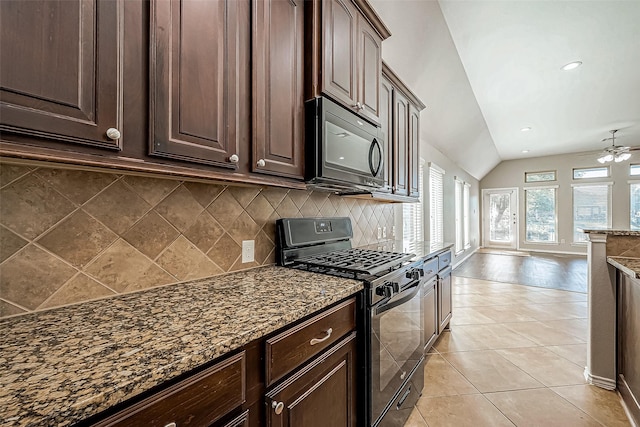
[525,170,556,183]
[631,164,640,176]
[463,183,470,249]
[429,163,444,243]
[572,183,612,242]
[525,186,557,243]
[403,159,424,241]
[631,182,640,230]
[454,178,471,253]
[573,167,609,179]
[454,179,463,253]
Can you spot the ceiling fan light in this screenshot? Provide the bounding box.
[615,152,632,162]
[599,154,614,163]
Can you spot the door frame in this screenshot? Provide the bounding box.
[481,187,519,249]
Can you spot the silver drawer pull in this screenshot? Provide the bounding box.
[164,423,177,427]
[310,328,333,345]
[272,400,284,415]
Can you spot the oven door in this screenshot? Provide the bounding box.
[369,279,424,425]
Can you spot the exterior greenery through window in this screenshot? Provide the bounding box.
[573,183,611,242]
[525,170,556,183]
[525,186,557,243]
[573,167,609,179]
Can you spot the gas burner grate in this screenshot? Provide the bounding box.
[294,248,415,276]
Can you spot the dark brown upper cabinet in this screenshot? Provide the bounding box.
[307,0,390,123]
[149,0,249,169]
[381,62,426,200]
[0,0,123,150]
[379,77,394,193]
[252,0,305,179]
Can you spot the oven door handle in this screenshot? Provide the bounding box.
[375,281,420,315]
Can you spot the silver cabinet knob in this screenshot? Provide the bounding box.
[257,159,266,167]
[272,401,284,415]
[106,128,121,140]
[353,102,362,110]
[229,154,239,163]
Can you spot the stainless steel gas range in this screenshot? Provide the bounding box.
[276,217,427,427]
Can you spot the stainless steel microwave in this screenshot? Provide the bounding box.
[305,96,384,193]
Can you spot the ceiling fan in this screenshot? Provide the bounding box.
[596,129,637,163]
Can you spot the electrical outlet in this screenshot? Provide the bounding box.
[391,226,396,237]
[382,226,387,238]
[377,227,382,239]
[242,240,255,263]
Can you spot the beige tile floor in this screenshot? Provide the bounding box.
[405,276,632,427]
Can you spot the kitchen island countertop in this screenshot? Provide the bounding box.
[607,256,640,279]
[0,266,363,426]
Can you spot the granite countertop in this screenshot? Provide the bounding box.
[358,240,454,261]
[0,266,363,427]
[607,256,640,279]
[579,228,640,236]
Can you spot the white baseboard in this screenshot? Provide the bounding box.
[452,247,479,269]
[523,248,587,256]
[584,367,617,390]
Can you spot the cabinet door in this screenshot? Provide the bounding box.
[409,104,421,198]
[266,333,357,427]
[438,271,452,333]
[322,0,357,109]
[252,0,304,179]
[423,279,438,352]
[0,0,123,150]
[393,91,409,196]
[379,77,393,193]
[150,0,247,168]
[357,15,382,123]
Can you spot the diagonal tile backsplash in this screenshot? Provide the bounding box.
[0,162,395,318]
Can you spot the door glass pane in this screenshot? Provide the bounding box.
[489,193,511,242]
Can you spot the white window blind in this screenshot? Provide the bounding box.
[403,159,424,241]
[454,178,463,253]
[429,163,444,243]
[463,183,470,249]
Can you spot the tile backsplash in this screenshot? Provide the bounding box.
[0,162,394,318]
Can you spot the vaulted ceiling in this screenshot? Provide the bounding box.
[370,0,640,180]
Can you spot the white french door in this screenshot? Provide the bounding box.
[482,188,518,249]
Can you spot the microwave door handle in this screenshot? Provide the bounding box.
[368,138,383,177]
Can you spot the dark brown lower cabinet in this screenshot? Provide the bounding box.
[438,267,452,333]
[618,272,640,425]
[423,277,438,352]
[265,332,358,427]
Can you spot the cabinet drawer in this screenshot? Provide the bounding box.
[422,258,438,280]
[95,351,246,427]
[265,298,356,386]
[438,250,452,271]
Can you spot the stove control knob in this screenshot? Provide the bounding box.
[376,285,393,298]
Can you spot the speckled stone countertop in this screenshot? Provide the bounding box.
[579,228,640,236]
[607,256,640,279]
[0,266,363,427]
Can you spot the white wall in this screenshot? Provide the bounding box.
[481,152,637,254]
[394,142,480,265]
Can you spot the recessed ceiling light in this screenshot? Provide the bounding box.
[521,127,532,132]
[522,150,530,153]
[561,61,582,71]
